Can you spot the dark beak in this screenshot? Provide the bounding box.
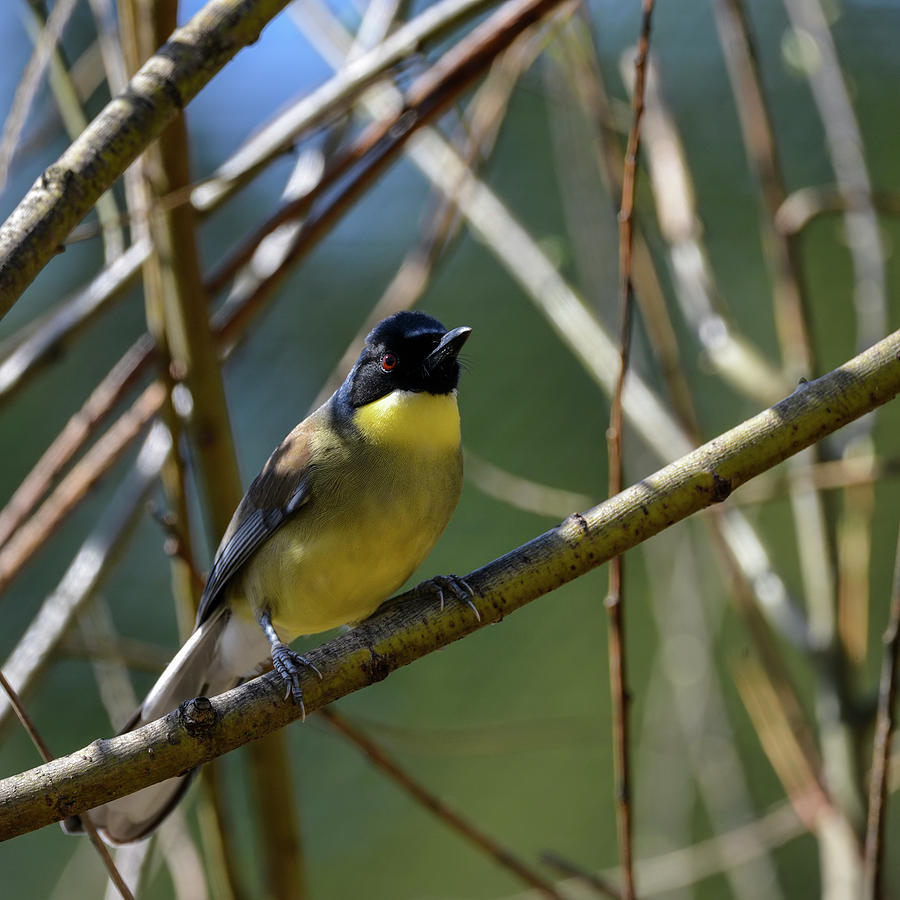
[426,326,472,369]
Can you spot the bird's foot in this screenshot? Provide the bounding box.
[271,642,323,721]
[421,574,481,622]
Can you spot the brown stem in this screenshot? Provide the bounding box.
[605,4,654,898]
[321,709,564,898]
[0,0,296,313]
[862,525,900,898]
[0,669,134,899]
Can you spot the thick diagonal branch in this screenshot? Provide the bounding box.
[1,328,899,841]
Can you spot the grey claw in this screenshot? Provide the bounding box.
[271,643,319,720]
[297,654,324,681]
[422,574,481,622]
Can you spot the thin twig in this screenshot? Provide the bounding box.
[781,0,887,361]
[622,51,787,404]
[0,669,53,760]
[712,0,814,381]
[540,853,621,898]
[862,524,900,898]
[547,18,700,436]
[149,504,206,589]
[0,0,80,194]
[321,708,565,899]
[0,333,155,550]
[0,240,147,408]
[0,670,134,899]
[205,0,573,313]
[775,186,900,236]
[733,656,833,831]
[20,0,125,262]
[605,7,654,897]
[0,0,297,312]
[640,530,785,898]
[0,424,171,733]
[0,381,165,596]
[192,0,502,213]
[301,0,557,409]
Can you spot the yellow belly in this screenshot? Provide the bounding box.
[236,391,463,637]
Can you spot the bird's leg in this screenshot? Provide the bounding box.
[418,574,481,622]
[258,609,323,721]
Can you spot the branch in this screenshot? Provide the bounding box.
[0,425,172,732]
[606,5,655,897]
[862,523,900,898]
[1,329,899,840]
[320,709,564,898]
[193,0,502,212]
[0,670,134,898]
[0,0,293,315]
[0,239,148,409]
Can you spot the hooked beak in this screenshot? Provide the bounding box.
[425,326,472,369]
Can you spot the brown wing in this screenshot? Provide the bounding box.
[195,417,318,625]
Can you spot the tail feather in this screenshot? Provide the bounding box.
[64,608,240,844]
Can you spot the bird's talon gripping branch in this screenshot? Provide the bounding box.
[424,574,481,622]
[270,641,321,719]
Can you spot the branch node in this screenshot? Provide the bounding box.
[363,646,391,684]
[179,696,218,735]
[566,512,590,537]
[711,471,732,502]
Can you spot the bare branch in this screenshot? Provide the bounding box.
[862,525,900,898]
[2,328,899,839]
[321,709,564,898]
[0,425,171,732]
[0,0,296,314]
[605,6,655,897]
[0,667,134,898]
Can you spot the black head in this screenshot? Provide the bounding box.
[343,311,471,408]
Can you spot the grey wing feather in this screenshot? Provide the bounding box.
[195,478,310,625]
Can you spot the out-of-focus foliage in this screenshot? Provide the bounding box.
[0,0,898,898]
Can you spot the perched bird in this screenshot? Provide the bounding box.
[66,311,472,844]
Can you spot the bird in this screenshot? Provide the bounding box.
[65,310,473,844]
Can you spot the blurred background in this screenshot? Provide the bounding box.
[0,0,899,897]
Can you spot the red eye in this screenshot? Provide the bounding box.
[381,353,398,372]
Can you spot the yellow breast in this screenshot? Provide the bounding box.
[236,389,463,637]
[353,389,460,451]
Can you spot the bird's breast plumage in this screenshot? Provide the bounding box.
[235,390,463,637]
